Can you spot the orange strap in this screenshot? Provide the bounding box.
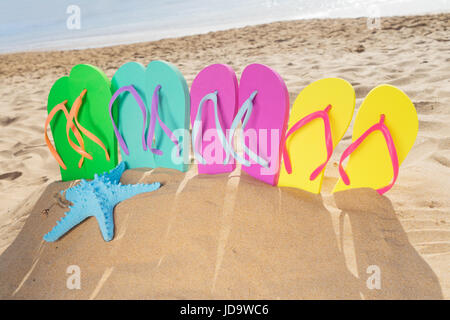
[45,89,110,170]
[45,100,89,170]
[68,89,110,162]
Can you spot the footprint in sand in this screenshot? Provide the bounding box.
[431,153,450,168]
[0,171,22,181]
[415,101,440,115]
[0,116,19,126]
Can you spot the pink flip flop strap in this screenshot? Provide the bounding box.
[282,105,334,181]
[338,114,399,195]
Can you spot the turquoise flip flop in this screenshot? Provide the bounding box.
[110,60,190,171]
[146,60,190,172]
[111,62,155,169]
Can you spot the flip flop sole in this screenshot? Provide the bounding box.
[190,64,238,174]
[333,84,418,193]
[112,62,156,169]
[48,64,117,181]
[278,78,355,193]
[238,63,290,185]
[147,60,190,172]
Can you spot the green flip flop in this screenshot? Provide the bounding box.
[46,64,118,181]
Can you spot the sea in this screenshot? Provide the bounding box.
[0,0,448,53]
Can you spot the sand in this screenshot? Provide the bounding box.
[0,13,449,299]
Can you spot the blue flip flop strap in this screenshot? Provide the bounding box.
[109,85,147,156]
[146,85,181,157]
[225,91,269,168]
[192,91,230,165]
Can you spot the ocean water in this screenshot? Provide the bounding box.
[0,0,448,53]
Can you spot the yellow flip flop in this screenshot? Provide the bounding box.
[333,84,418,194]
[278,78,355,194]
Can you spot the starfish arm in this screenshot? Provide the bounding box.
[100,161,126,184]
[63,179,90,203]
[43,204,89,242]
[92,182,160,242]
[94,207,115,242]
[92,191,115,242]
[112,182,161,203]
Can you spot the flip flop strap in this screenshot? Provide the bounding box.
[282,105,333,180]
[45,100,88,170]
[68,89,110,163]
[192,91,230,165]
[146,85,181,157]
[109,85,148,155]
[224,90,269,168]
[338,114,399,195]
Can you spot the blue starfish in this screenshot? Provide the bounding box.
[43,162,160,242]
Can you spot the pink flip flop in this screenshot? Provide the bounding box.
[190,64,238,174]
[233,64,290,185]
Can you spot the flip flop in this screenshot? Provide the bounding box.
[226,63,290,185]
[333,85,418,194]
[278,78,355,194]
[46,64,118,181]
[146,60,190,172]
[110,61,190,171]
[110,62,155,169]
[190,64,238,174]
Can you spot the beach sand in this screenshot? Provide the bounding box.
[0,13,448,299]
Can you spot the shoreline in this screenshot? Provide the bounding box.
[1,13,449,79]
[0,12,447,56]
